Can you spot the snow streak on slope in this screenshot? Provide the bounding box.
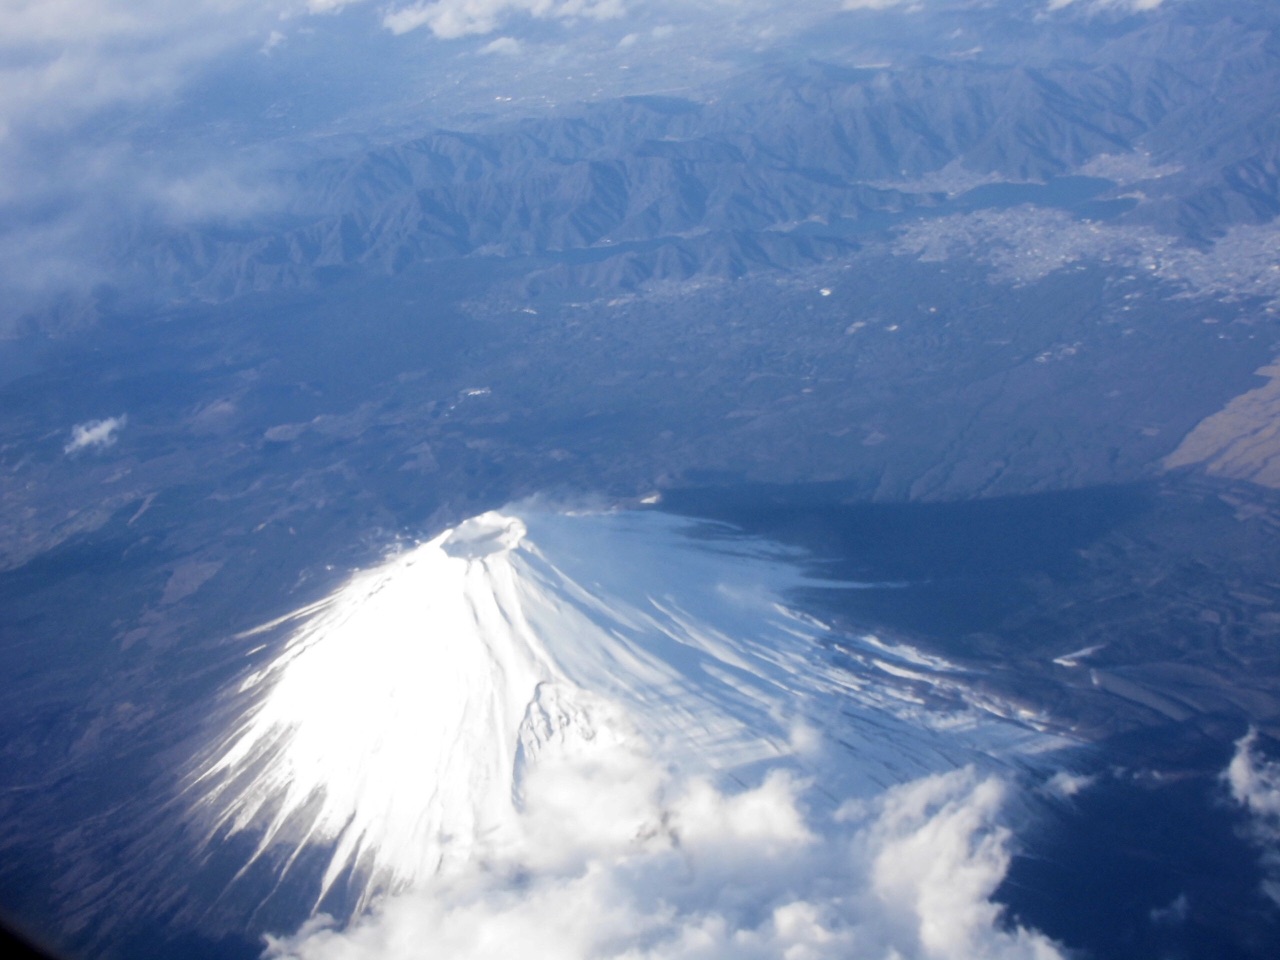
[191,507,1068,957]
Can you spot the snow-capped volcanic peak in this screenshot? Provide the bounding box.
[192,508,1055,915]
[439,512,528,559]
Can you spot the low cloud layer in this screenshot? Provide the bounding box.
[0,1,280,138]
[64,414,127,454]
[1226,729,1280,905]
[263,762,1064,960]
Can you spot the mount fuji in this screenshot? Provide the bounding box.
[183,506,1070,960]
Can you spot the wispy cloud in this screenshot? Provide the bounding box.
[64,414,127,454]
[842,0,920,10]
[0,0,1179,327]
[0,1,282,136]
[0,0,1170,144]
[1041,770,1096,799]
[1046,0,1165,12]
[478,35,523,55]
[382,0,626,39]
[0,1,299,326]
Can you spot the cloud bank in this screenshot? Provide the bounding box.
[64,414,127,453]
[263,762,1064,960]
[0,1,281,137]
[1226,728,1280,905]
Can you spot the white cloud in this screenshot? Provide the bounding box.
[479,34,523,54]
[1227,729,1280,819]
[0,0,1174,159]
[843,0,919,10]
[1046,0,1165,12]
[0,0,294,299]
[64,414,127,453]
[616,22,679,47]
[1225,729,1280,905]
[0,1,283,134]
[383,0,627,39]
[262,29,288,53]
[262,763,1064,960]
[1041,770,1096,799]
[148,164,285,224]
[192,508,1065,960]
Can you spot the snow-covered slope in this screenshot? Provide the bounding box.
[190,507,1060,922]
